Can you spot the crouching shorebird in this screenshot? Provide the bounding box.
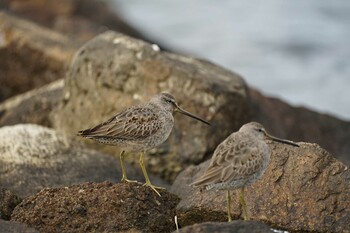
[191,122,299,221]
[78,93,210,196]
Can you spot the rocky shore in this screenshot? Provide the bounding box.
[0,1,349,232]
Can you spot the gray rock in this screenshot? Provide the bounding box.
[0,188,21,220]
[1,0,151,45]
[0,220,38,233]
[0,12,77,101]
[51,31,249,182]
[171,142,350,233]
[0,124,164,198]
[175,221,273,233]
[0,80,63,127]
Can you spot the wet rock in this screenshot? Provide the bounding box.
[0,219,39,233]
[1,0,151,44]
[51,31,249,182]
[0,12,77,101]
[249,88,350,166]
[0,80,63,127]
[175,221,273,233]
[171,142,350,233]
[0,188,22,220]
[12,181,180,233]
[0,124,163,198]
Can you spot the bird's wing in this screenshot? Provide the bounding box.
[78,106,162,140]
[191,133,265,186]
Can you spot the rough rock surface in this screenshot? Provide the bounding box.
[175,221,273,233]
[0,188,22,220]
[0,124,164,198]
[249,88,350,166]
[1,0,148,43]
[12,181,180,233]
[171,142,350,233]
[52,31,250,182]
[0,12,77,101]
[0,80,63,127]
[0,220,39,233]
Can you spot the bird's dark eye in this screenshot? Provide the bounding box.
[258,128,263,132]
[166,99,174,104]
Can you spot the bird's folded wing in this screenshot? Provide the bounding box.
[192,134,264,186]
[78,107,162,140]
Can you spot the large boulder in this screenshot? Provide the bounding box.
[52,31,250,182]
[12,181,180,233]
[249,88,350,166]
[0,80,63,127]
[0,124,164,198]
[0,12,77,101]
[171,142,350,233]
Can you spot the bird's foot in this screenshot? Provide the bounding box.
[243,214,250,221]
[121,177,138,183]
[143,182,165,197]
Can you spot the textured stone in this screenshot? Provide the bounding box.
[0,220,38,233]
[12,181,180,233]
[0,80,63,127]
[0,124,165,198]
[175,221,273,233]
[0,12,77,101]
[249,88,350,166]
[51,31,249,182]
[1,0,150,43]
[0,188,22,220]
[171,142,350,233]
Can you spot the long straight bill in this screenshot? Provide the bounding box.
[266,133,299,147]
[175,105,210,125]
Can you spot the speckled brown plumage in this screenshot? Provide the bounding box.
[192,130,270,191]
[78,93,210,196]
[78,104,172,151]
[191,122,299,221]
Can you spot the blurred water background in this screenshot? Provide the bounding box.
[111,0,350,120]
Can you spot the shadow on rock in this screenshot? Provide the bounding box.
[0,80,63,128]
[0,219,39,233]
[174,221,273,233]
[0,188,22,220]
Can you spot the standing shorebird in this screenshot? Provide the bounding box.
[78,93,210,196]
[191,122,299,221]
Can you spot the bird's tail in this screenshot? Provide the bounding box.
[190,167,221,188]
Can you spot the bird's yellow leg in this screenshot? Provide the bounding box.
[139,152,165,197]
[240,187,249,220]
[227,190,232,222]
[120,150,137,183]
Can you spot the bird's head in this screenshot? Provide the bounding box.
[151,92,210,125]
[240,122,299,147]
